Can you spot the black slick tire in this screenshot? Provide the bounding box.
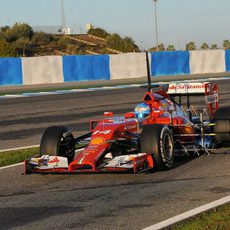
[40,126,75,163]
[214,107,230,146]
[140,124,174,170]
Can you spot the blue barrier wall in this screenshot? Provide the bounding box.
[0,58,23,86]
[225,50,230,72]
[63,54,110,82]
[0,51,229,87]
[151,51,190,76]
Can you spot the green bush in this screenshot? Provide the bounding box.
[0,39,17,57]
[31,32,54,46]
[57,36,72,49]
[4,23,34,42]
[106,34,138,52]
[88,27,109,39]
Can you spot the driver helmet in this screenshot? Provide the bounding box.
[134,103,151,118]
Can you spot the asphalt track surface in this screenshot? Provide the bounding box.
[0,78,229,229]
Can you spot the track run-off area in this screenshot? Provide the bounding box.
[0,78,229,229]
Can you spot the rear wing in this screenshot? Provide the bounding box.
[143,53,218,116]
[168,82,208,95]
[167,82,218,116]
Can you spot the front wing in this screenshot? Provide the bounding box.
[25,153,154,174]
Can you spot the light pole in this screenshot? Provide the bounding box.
[153,0,159,52]
[61,0,66,33]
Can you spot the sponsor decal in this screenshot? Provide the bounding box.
[90,136,105,145]
[29,156,68,169]
[168,82,207,94]
[169,83,205,89]
[78,157,85,165]
[136,107,147,112]
[93,130,111,135]
[30,155,49,166]
[48,156,60,164]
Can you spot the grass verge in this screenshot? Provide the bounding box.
[0,144,86,168]
[0,147,39,167]
[171,203,230,230]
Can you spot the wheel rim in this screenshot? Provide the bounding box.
[163,133,173,160]
[59,135,74,157]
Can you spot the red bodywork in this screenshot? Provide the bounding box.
[69,113,155,173]
[25,81,218,174]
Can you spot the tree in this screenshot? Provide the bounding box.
[223,40,230,50]
[88,27,109,39]
[13,37,31,56]
[211,44,218,50]
[123,37,139,52]
[31,32,54,46]
[201,42,209,50]
[186,42,196,50]
[0,39,17,57]
[158,43,165,51]
[166,44,175,51]
[148,43,165,52]
[0,26,10,39]
[66,44,78,54]
[106,33,122,50]
[57,36,72,49]
[4,23,34,42]
[106,34,139,52]
[0,26,10,33]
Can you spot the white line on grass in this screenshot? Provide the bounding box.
[0,145,39,170]
[142,195,230,230]
[0,145,39,153]
[0,162,24,170]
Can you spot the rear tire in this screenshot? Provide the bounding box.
[214,107,230,146]
[140,125,174,170]
[40,126,75,163]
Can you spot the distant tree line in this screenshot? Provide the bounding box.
[0,23,57,57]
[0,23,33,56]
[88,27,139,52]
[1,23,230,57]
[0,24,140,57]
[0,23,98,57]
[148,40,230,52]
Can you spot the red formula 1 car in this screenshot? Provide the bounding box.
[25,81,230,174]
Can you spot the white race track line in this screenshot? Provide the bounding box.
[0,145,39,153]
[143,195,230,230]
[0,162,24,170]
[0,147,229,228]
[0,77,229,100]
[0,145,39,170]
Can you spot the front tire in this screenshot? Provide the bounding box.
[140,125,174,170]
[40,126,75,163]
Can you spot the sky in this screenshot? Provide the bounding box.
[0,0,230,50]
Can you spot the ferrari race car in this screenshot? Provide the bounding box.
[25,81,230,174]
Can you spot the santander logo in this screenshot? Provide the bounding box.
[168,82,207,94]
[169,83,206,90]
